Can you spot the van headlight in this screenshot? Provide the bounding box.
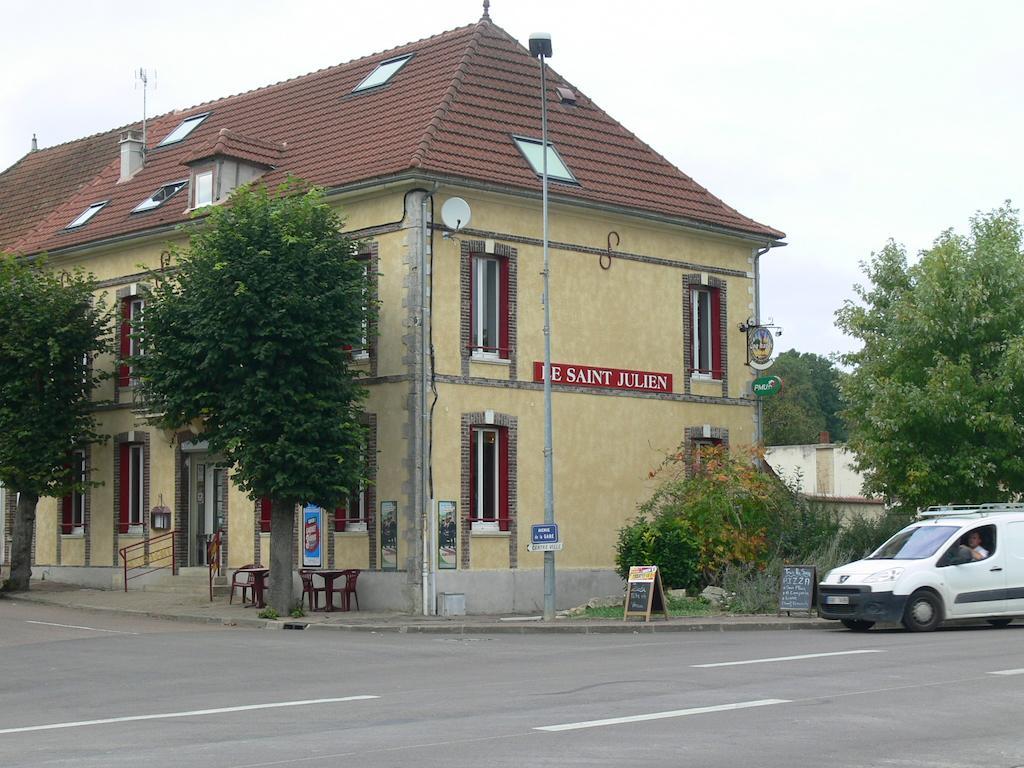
[864,567,904,583]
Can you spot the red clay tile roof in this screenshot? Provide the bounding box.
[0,125,133,253]
[184,129,286,168]
[1,18,783,257]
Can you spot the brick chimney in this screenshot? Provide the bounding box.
[819,431,831,444]
[119,130,145,181]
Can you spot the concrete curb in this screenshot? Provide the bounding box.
[6,590,830,634]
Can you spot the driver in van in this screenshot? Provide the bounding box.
[965,530,989,560]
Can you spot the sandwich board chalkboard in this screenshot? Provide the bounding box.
[623,565,669,621]
[778,564,816,616]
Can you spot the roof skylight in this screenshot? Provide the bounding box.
[512,137,577,183]
[65,201,109,230]
[352,55,413,92]
[132,180,189,213]
[157,112,210,147]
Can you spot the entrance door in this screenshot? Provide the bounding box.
[189,457,226,567]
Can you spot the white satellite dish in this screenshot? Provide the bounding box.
[440,197,472,232]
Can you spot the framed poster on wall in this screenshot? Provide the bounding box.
[438,500,457,569]
[301,503,323,568]
[380,501,398,570]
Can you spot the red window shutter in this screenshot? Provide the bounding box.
[710,287,723,379]
[499,256,510,358]
[468,254,476,352]
[469,428,477,520]
[118,443,131,533]
[334,505,347,532]
[61,494,73,534]
[259,497,272,533]
[498,428,510,532]
[687,288,696,375]
[118,298,132,387]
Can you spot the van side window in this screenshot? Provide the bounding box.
[939,525,996,566]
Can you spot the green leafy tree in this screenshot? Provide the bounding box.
[0,256,110,591]
[836,204,1024,509]
[134,183,368,614]
[762,349,847,445]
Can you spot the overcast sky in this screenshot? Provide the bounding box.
[3,1,1022,359]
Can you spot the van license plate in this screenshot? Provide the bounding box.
[826,596,850,605]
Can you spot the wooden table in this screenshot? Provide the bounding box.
[312,569,348,612]
[236,567,270,608]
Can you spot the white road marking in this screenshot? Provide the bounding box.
[26,620,137,635]
[989,668,1024,676]
[0,695,379,735]
[692,649,884,668]
[535,699,789,732]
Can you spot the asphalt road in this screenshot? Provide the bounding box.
[2,598,1023,768]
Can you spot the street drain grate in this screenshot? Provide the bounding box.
[282,622,309,630]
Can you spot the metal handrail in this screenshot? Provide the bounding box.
[119,529,177,591]
[207,530,223,602]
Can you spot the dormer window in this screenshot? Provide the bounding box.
[157,112,210,147]
[65,201,108,230]
[192,168,214,208]
[513,137,577,183]
[352,54,413,92]
[132,180,188,213]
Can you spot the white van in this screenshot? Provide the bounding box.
[818,503,1024,631]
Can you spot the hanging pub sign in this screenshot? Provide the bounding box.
[533,362,672,393]
[752,375,784,398]
[747,325,775,370]
[623,565,669,622]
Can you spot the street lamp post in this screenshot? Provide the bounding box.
[529,32,556,621]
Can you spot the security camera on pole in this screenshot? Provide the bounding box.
[529,31,557,621]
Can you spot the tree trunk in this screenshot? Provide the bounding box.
[268,499,295,615]
[8,490,39,592]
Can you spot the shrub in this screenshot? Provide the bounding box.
[615,515,700,591]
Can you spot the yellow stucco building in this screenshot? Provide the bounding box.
[0,11,783,612]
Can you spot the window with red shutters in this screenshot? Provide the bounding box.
[62,450,86,534]
[470,253,510,359]
[469,426,509,531]
[118,443,144,533]
[690,285,722,378]
[118,296,144,387]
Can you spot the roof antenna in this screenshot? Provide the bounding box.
[482,0,490,20]
[135,68,156,153]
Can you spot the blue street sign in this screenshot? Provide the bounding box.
[531,523,559,544]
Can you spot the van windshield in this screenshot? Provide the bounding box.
[868,526,958,560]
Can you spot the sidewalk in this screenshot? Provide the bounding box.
[4,579,829,634]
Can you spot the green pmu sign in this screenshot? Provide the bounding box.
[752,375,783,398]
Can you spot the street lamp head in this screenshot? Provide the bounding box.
[529,33,552,59]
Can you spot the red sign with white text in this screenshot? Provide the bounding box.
[532,362,673,393]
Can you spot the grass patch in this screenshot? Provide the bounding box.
[574,595,712,619]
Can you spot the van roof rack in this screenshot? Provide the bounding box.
[919,502,1024,518]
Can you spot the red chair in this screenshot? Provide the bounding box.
[333,568,360,612]
[230,564,257,605]
[299,569,325,611]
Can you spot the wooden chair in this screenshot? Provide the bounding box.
[299,569,325,611]
[229,564,257,604]
[333,568,360,612]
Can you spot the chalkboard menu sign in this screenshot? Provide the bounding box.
[623,565,669,622]
[779,565,816,614]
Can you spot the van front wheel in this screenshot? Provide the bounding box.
[902,591,942,632]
